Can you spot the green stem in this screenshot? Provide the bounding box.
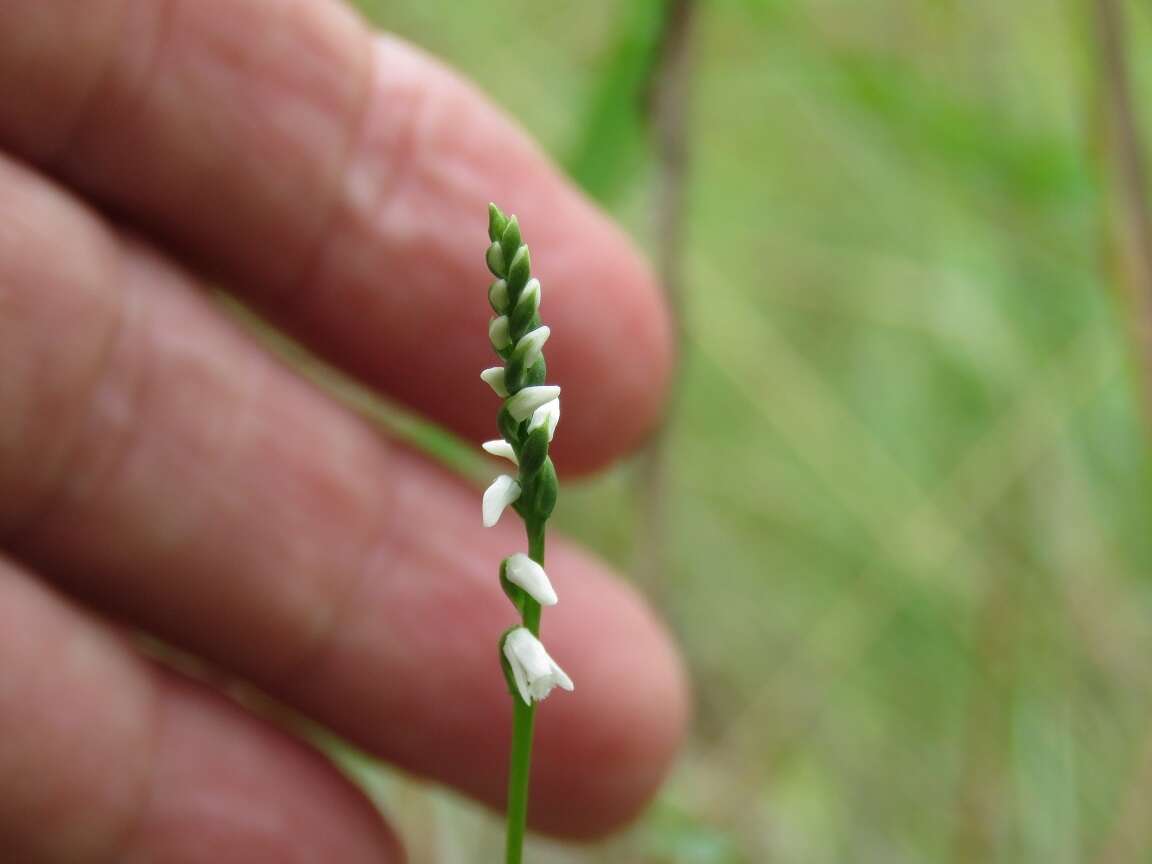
[505,521,547,864]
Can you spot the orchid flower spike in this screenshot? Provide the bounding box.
[502,553,558,606]
[502,627,574,705]
[482,475,521,527]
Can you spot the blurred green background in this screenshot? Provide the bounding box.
[338,0,1152,861]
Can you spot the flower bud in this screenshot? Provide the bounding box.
[512,325,550,369]
[518,424,549,475]
[488,279,509,314]
[506,246,531,295]
[516,278,541,316]
[500,216,522,265]
[489,316,512,351]
[488,203,509,242]
[524,458,558,521]
[486,242,505,277]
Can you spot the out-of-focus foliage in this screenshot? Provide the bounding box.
[564,0,666,203]
[348,1,1152,862]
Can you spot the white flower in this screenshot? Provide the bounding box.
[502,627,574,705]
[480,366,509,398]
[514,325,550,368]
[516,278,541,315]
[528,397,561,442]
[503,553,558,606]
[482,439,518,464]
[489,316,511,351]
[506,385,561,422]
[482,475,521,527]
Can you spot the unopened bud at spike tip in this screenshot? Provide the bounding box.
[488,203,509,243]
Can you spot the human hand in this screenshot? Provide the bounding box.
[0,1,686,860]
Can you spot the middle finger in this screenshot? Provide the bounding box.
[0,154,687,837]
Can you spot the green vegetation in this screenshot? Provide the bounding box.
[346,1,1152,861]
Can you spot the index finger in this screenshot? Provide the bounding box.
[0,0,674,473]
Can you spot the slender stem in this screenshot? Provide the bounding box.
[504,521,546,863]
[504,695,536,864]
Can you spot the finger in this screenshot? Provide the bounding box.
[0,155,687,836]
[0,556,402,863]
[0,0,673,474]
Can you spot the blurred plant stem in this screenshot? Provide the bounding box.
[1090,1,1152,858]
[633,0,698,601]
[950,571,1012,863]
[1090,0,1152,435]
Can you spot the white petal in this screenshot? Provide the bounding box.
[502,629,532,705]
[489,316,511,350]
[514,325,550,368]
[480,366,508,398]
[482,475,520,527]
[506,385,561,422]
[528,398,561,442]
[481,439,518,464]
[504,553,558,606]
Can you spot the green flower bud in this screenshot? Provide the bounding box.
[488,203,509,243]
[500,216,522,265]
[486,242,505,277]
[511,325,550,369]
[489,279,509,314]
[506,246,531,297]
[489,316,512,351]
[519,424,549,475]
[525,458,558,521]
[508,290,540,338]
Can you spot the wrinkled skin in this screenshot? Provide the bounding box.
[0,1,687,861]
